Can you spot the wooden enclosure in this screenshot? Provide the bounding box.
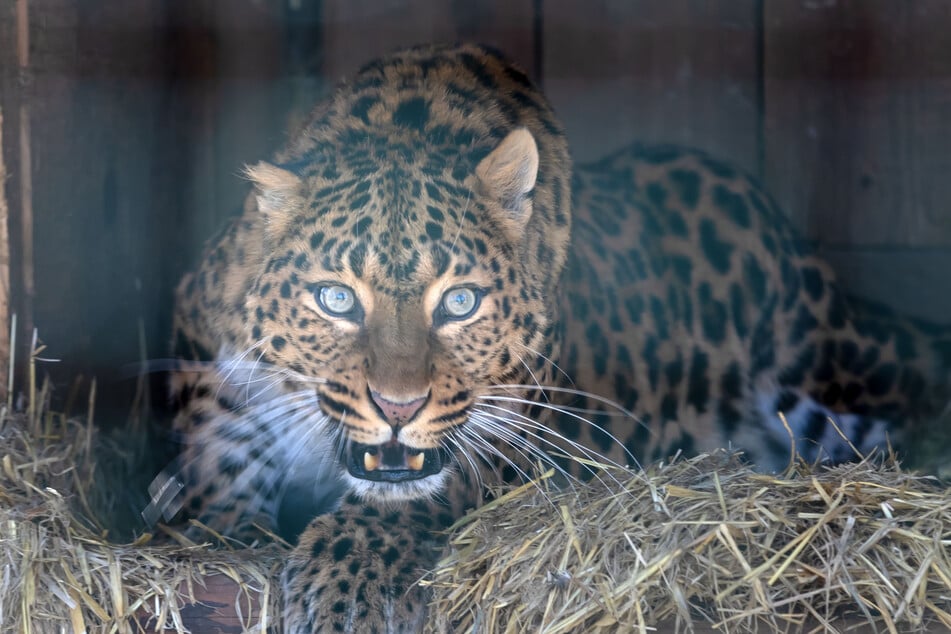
[1,0,950,419]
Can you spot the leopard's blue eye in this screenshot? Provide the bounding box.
[318,285,356,315]
[441,287,480,319]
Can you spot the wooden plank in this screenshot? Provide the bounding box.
[445,2,538,78]
[5,0,288,415]
[543,0,761,167]
[763,0,951,247]
[821,246,951,324]
[0,0,73,393]
[14,0,34,390]
[134,574,268,633]
[163,1,288,251]
[21,0,172,410]
[164,1,225,261]
[0,109,9,403]
[207,0,287,229]
[321,0,537,81]
[0,0,18,395]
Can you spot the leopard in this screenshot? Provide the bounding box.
[163,43,951,633]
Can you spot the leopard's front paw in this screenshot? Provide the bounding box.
[282,507,439,634]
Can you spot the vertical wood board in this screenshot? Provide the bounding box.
[0,110,10,402]
[763,0,951,247]
[543,0,762,169]
[320,0,537,83]
[16,1,176,411]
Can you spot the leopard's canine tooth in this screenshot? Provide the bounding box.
[364,451,381,472]
[407,451,425,471]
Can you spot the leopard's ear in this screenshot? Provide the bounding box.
[244,161,304,235]
[476,128,539,237]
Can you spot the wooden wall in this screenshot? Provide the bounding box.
[1,0,949,419]
[763,1,951,318]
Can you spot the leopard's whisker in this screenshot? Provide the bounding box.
[147,390,326,529]
[216,408,331,521]
[239,369,320,407]
[468,411,583,488]
[208,357,325,410]
[464,415,568,505]
[461,416,542,480]
[514,341,575,387]
[514,351,551,405]
[331,412,350,470]
[483,383,642,420]
[447,187,472,254]
[231,364,321,387]
[475,403,620,468]
[471,406,626,492]
[244,341,270,405]
[442,433,485,492]
[213,341,325,389]
[158,357,310,384]
[179,395,322,463]
[268,409,340,519]
[462,434,504,487]
[476,394,642,468]
[478,394,634,468]
[215,362,323,388]
[453,424,508,489]
[215,338,271,397]
[219,390,320,433]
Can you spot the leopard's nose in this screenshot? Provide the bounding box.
[370,390,428,424]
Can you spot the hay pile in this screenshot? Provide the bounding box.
[4,384,951,632]
[0,398,282,633]
[426,451,951,633]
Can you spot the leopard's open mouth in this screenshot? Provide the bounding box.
[346,440,444,482]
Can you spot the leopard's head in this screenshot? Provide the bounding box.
[240,45,571,502]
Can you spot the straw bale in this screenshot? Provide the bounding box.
[0,408,282,633]
[426,451,951,633]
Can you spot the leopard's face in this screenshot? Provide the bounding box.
[241,127,566,502]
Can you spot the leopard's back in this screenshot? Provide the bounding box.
[561,144,949,469]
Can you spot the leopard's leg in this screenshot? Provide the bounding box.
[282,494,458,634]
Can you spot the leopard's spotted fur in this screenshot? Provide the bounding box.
[164,43,951,632]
